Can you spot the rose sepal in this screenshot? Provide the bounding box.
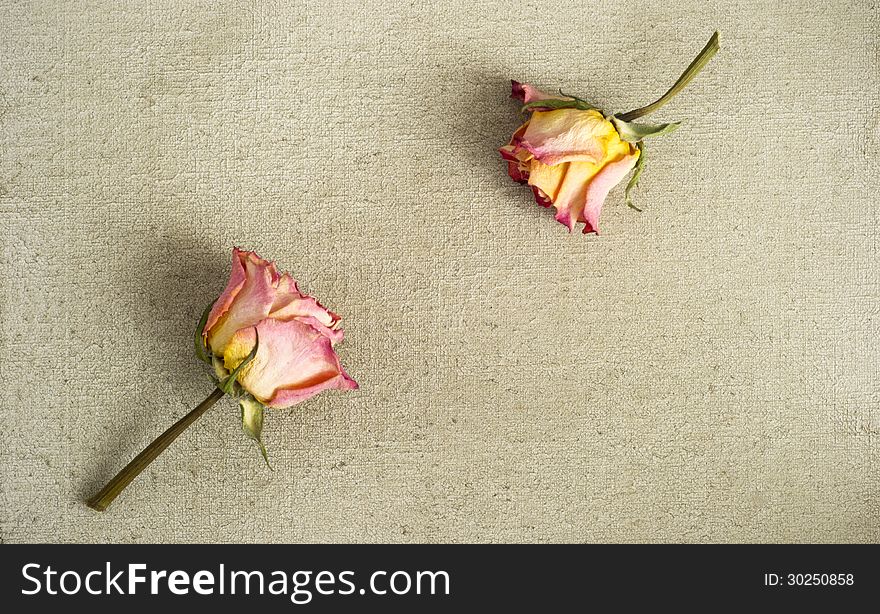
[625,142,647,210]
[610,116,680,142]
[194,302,214,364]
[522,95,599,113]
[240,395,271,469]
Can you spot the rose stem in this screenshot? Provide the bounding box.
[86,387,225,512]
[617,31,720,122]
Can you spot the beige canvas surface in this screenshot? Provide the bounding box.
[1,0,877,543]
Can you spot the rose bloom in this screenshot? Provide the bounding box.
[203,248,357,408]
[500,81,640,234]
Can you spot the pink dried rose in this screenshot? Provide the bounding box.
[500,32,720,234]
[501,94,641,234]
[87,248,357,511]
[204,248,357,409]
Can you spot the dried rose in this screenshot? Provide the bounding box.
[500,32,719,234]
[204,248,357,410]
[87,248,357,511]
[501,99,640,233]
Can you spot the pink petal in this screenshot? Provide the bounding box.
[499,122,534,184]
[500,121,529,158]
[531,185,552,208]
[270,273,344,343]
[520,109,614,166]
[224,318,357,409]
[580,151,640,234]
[506,160,528,183]
[548,161,601,232]
[205,249,278,355]
[268,371,358,409]
[498,145,520,162]
[510,80,569,105]
[500,145,532,183]
[204,249,248,335]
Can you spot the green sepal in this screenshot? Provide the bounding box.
[194,302,214,364]
[625,142,647,211]
[220,329,259,395]
[240,395,271,469]
[521,97,599,113]
[611,116,680,143]
[557,90,602,112]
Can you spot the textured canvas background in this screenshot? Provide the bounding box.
[1,0,877,543]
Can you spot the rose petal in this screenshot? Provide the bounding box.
[204,249,247,336]
[267,371,358,409]
[520,109,627,166]
[580,150,640,234]
[510,80,569,105]
[526,158,569,203]
[269,273,344,343]
[548,161,603,231]
[503,161,524,183]
[499,122,529,160]
[294,315,345,344]
[530,186,551,208]
[500,147,532,183]
[205,249,278,355]
[224,318,357,409]
[499,122,534,184]
[270,274,338,326]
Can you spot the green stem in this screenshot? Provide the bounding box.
[617,31,720,122]
[86,387,225,512]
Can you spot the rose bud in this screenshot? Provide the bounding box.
[500,96,640,234]
[500,32,719,234]
[86,248,357,512]
[204,248,357,409]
